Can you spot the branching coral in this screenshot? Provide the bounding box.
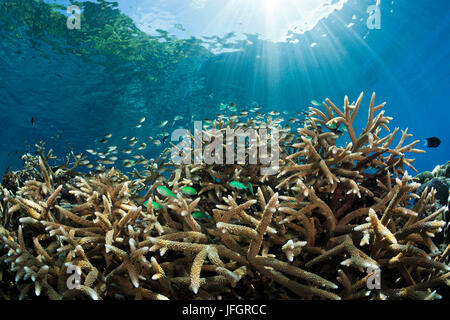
[0,93,448,300]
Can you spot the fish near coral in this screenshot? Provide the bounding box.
[192,211,212,220]
[425,137,441,148]
[181,186,198,195]
[156,186,176,198]
[229,181,247,190]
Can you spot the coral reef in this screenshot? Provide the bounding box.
[416,178,449,208]
[415,161,450,206]
[1,93,449,300]
[415,161,450,245]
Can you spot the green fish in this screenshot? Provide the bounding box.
[311,100,321,106]
[219,103,228,110]
[181,186,197,195]
[304,136,312,140]
[228,106,237,112]
[247,182,254,195]
[143,200,162,209]
[159,120,168,128]
[192,211,212,220]
[326,122,337,129]
[156,186,176,198]
[229,181,247,190]
[341,124,348,132]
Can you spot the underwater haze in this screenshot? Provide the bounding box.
[0,0,449,176]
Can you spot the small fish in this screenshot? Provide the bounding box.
[162,136,169,143]
[95,165,105,171]
[138,143,147,150]
[341,124,348,132]
[143,200,162,209]
[326,122,337,129]
[174,116,183,121]
[425,137,441,148]
[328,134,341,139]
[139,117,146,123]
[153,140,161,146]
[248,182,254,196]
[229,181,247,190]
[136,124,142,128]
[99,139,108,143]
[136,159,149,165]
[97,159,114,165]
[31,117,35,126]
[104,133,112,138]
[122,161,133,168]
[156,186,176,198]
[159,120,169,128]
[192,212,212,220]
[181,186,197,195]
[121,148,133,154]
[311,100,321,106]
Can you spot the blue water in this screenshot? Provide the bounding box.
[0,0,449,174]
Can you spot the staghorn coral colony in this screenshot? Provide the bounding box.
[0,93,449,300]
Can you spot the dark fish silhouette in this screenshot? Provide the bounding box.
[425,137,441,148]
[31,117,35,126]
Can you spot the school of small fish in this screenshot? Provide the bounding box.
[78,99,356,175]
